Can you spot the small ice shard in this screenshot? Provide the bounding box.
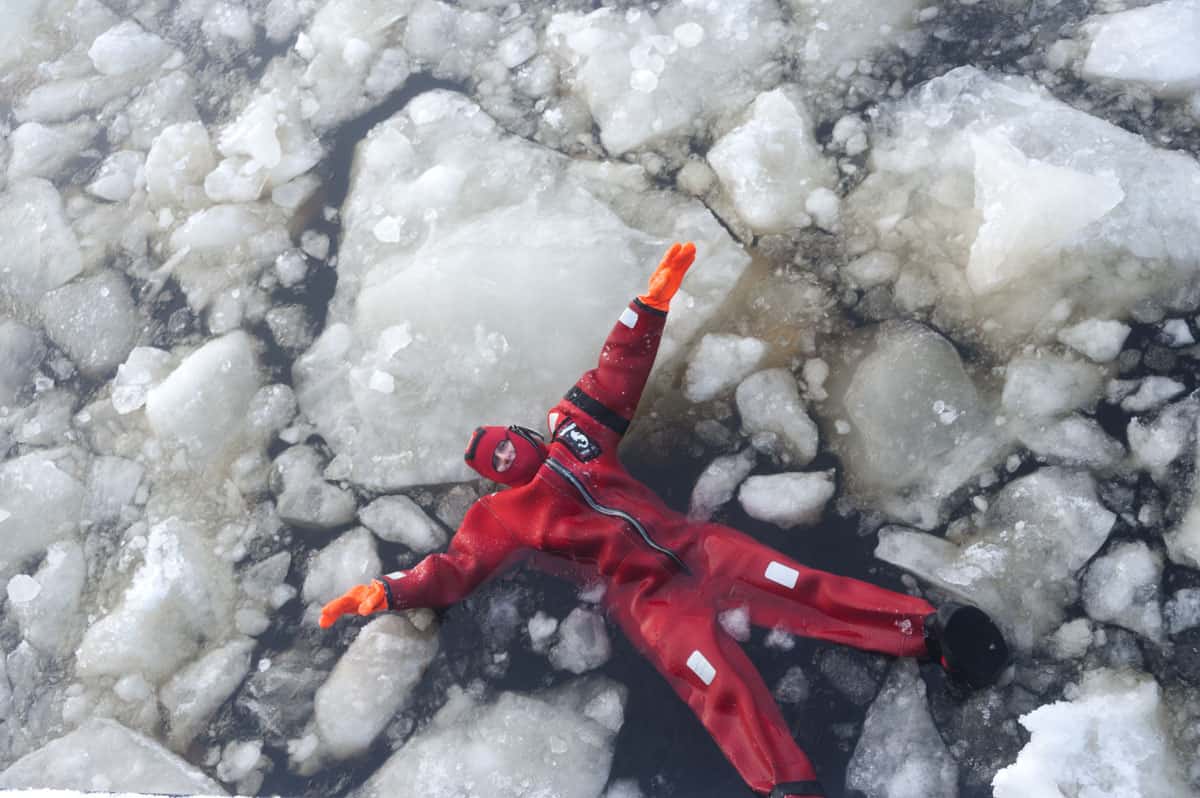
[738,471,835,529]
[689,448,757,521]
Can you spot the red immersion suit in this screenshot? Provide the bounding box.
[372,296,936,798]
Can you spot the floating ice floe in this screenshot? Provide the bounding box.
[547,1,788,156]
[294,90,750,489]
[684,333,769,403]
[735,368,820,468]
[1080,0,1200,99]
[359,494,447,553]
[75,518,236,683]
[993,669,1193,797]
[313,614,439,762]
[738,470,835,529]
[0,718,225,794]
[828,322,1002,528]
[352,678,625,798]
[846,660,957,798]
[689,447,758,521]
[876,467,1116,651]
[845,66,1200,349]
[1082,541,1164,643]
[706,88,836,234]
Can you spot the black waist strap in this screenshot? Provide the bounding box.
[565,385,629,435]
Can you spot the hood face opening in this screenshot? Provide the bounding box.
[464,425,547,486]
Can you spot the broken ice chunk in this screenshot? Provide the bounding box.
[967,132,1124,296]
[736,369,819,467]
[1057,318,1131,362]
[877,468,1116,651]
[1082,541,1164,643]
[1081,0,1200,98]
[88,20,173,76]
[359,495,447,553]
[846,660,958,798]
[689,447,757,521]
[0,452,84,573]
[1120,376,1186,413]
[833,322,997,526]
[738,471,835,529]
[272,445,358,530]
[145,332,263,464]
[112,346,173,414]
[39,270,140,378]
[314,614,438,760]
[354,678,624,798]
[548,608,612,674]
[683,333,768,402]
[993,669,1192,797]
[1001,355,1103,420]
[0,718,226,793]
[75,519,236,683]
[87,150,145,202]
[160,638,255,751]
[0,179,83,313]
[301,528,381,607]
[707,88,836,234]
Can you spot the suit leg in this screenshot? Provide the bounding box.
[609,594,823,796]
[697,524,934,658]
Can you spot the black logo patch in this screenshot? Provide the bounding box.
[556,421,601,461]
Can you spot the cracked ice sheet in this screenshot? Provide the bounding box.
[844,66,1200,350]
[294,91,750,490]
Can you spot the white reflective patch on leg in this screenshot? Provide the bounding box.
[618,307,638,329]
[765,561,799,589]
[687,650,716,685]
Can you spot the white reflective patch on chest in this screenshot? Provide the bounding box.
[765,561,799,589]
[687,650,716,685]
[618,307,638,329]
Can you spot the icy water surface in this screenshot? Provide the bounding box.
[2,0,1200,797]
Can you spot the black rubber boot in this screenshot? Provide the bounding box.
[924,603,1010,689]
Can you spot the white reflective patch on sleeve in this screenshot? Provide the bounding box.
[385,571,407,580]
[548,411,560,433]
[765,561,799,589]
[618,307,638,329]
[687,650,716,685]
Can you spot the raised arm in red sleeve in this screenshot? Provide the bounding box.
[551,243,696,440]
[377,499,522,610]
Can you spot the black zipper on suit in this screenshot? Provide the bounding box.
[544,457,690,574]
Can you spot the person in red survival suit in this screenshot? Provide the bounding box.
[320,243,1009,798]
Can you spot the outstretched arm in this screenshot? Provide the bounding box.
[319,500,521,626]
[552,243,697,438]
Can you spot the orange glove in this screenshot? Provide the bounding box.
[319,580,388,628]
[638,242,697,311]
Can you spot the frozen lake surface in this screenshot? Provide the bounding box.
[1,0,1200,796]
